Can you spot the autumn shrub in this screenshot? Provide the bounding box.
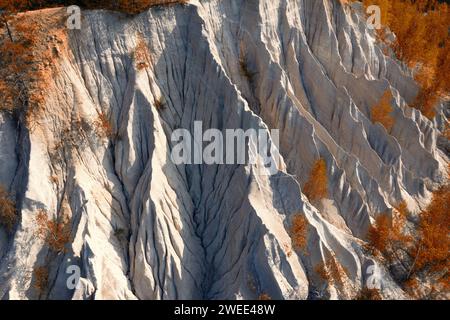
[366,214,390,256]
[33,265,49,295]
[303,158,328,202]
[366,189,450,298]
[355,287,382,300]
[0,1,188,119]
[36,209,71,253]
[154,96,166,110]
[258,293,272,300]
[1,1,190,16]
[371,90,394,131]
[0,185,17,232]
[366,205,412,264]
[406,185,450,297]
[315,255,348,287]
[356,0,450,119]
[85,0,190,15]
[0,8,55,126]
[134,36,150,70]
[290,214,308,252]
[94,111,113,139]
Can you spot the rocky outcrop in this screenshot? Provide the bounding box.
[0,0,447,300]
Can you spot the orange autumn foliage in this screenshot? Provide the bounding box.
[0,1,189,16]
[290,214,308,252]
[36,209,71,253]
[366,187,449,297]
[258,293,272,300]
[33,265,49,295]
[355,287,383,300]
[111,0,190,15]
[94,111,113,139]
[366,214,391,255]
[402,185,449,298]
[356,0,450,119]
[0,185,17,232]
[134,36,150,70]
[303,158,328,202]
[0,11,52,124]
[411,185,450,274]
[366,203,412,260]
[371,90,394,131]
[315,255,348,287]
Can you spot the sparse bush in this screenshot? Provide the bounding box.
[94,111,113,139]
[0,1,190,16]
[49,175,58,185]
[355,287,382,300]
[315,255,348,287]
[134,36,150,70]
[371,90,394,132]
[33,265,49,295]
[239,58,256,84]
[303,158,328,202]
[114,227,127,244]
[0,185,16,232]
[36,208,71,253]
[154,96,166,110]
[258,293,272,300]
[290,214,308,252]
[95,0,190,14]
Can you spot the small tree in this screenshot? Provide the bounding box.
[290,214,308,253]
[315,254,348,288]
[366,207,412,264]
[33,265,49,295]
[407,185,450,297]
[303,158,328,202]
[366,187,449,298]
[371,90,394,132]
[0,185,16,232]
[366,214,391,256]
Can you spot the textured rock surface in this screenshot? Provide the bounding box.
[0,0,447,300]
